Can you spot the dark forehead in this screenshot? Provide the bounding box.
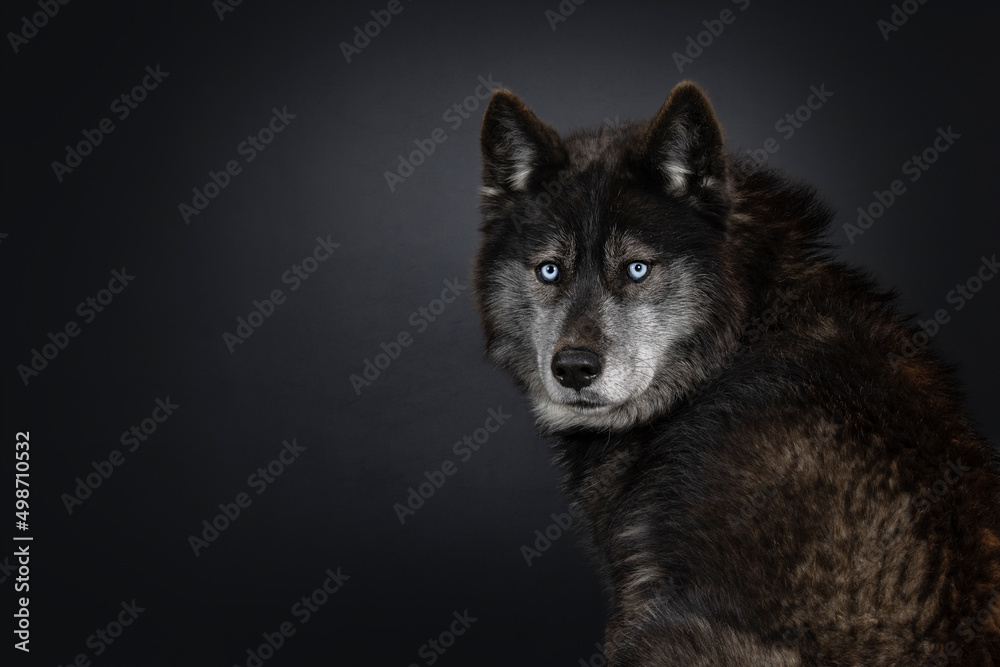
[541,130,668,235]
[559,121,650,186]
[564,123,640,167]
[513,126,716,259]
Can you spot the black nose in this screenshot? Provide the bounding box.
[551,348,603,391]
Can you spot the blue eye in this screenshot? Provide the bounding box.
[538,263,560,282]
[627,262,649,281]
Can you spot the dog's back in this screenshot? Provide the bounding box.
[474,82,1000,665]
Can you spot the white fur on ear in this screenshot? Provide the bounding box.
[646,83,728,208]
[498,117,536,191]
[661,160,693,193]
[656,122,697,195]
[481,90,566,195]
[508,150,534,190]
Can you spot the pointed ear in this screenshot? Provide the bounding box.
[645,82,729,211]
[480,89,566,194]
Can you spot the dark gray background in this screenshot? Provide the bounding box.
[2,0,997,664]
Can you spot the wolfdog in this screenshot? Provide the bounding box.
[473,81,1000,665]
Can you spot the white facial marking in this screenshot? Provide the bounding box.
[528,260,708,432]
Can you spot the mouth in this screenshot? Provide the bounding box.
[563,399,612,412]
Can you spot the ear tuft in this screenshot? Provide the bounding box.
[645,82,729,211]
[480,90,566,194]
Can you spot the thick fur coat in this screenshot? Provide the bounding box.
[473,82,1000,665]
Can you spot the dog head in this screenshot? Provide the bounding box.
[474,82,742,432]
